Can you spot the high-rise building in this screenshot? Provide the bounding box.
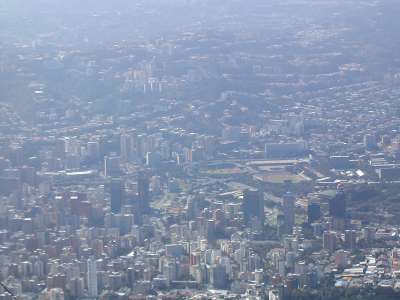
[64,137,80,156]
[186,196,197,220]
[323,231,337,252]
[86,141,100,162]
[206,219,216,245]
[120,133,133,162]
[53,138,66,158]
[307,202,321,224]
[285,274,300,294]
[344,230,357,251]
[381,135,391,146]
[364,134,376,150]
[104,155,121,177]
[276,214,286,237]
[283,192,295,235]
[242,189,264,226]
[209,264,227,289]
[87,257,98,297]
[137,172,150,214]
[110,178,124,213]
[329,190,346,219]
[145,151,161,167]
[362,227,376,244]
[65,154,80,170]
[69,277,84,299]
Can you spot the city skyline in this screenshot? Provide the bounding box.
[0,1,400,300]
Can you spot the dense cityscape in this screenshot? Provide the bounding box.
[1,0,400,299]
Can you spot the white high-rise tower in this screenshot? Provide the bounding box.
[87,257,98,297]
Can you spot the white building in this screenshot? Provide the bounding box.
[87,257,98,297]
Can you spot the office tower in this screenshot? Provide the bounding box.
[21,166,36,186]
[285,274,300,297]
[213,209,225,236]
[110,178,124,213]
[54,138,66,158]
[344,230,357,251]
[381,135,391,146]
[283,192,295,235]
[65,154,80,170]
[69,277,84,299]
[277,214,286,237]
[362,227,376,244]
[242,189,264,226]
[186,195,198,220]
[363,134,376,150]
[184,148,193,163]
[160,257,177,283]
[120,133,133,162]
[134,134,146,159]
[137,172,150,214]
[302,272,318,289]
[86,141,100,162]
[209,264,227,289]
[145,151,161,167]
[206,219,216,245]
[335,250,350,268]
[323,231,337,252]
[104,155,121,177]
[307,202,321,224]
[285,251,296,272]
[159,141,171,160]
[329,190,346,219]
[87,257,98,297]
[64,137,80,156]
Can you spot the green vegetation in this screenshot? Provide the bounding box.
[346,184,400,224]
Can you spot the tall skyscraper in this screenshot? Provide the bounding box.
[344,230,357,251]
[242,189,264,226]
[86,141,100,162]
[209,264,227,289]
[307,202,321,224]
[137,172,150,214]
[186,195,198,220]
[87,257,98,298]
[283,192,295,235]
[277,214,286,237]
[110,178,124,213]
[104,155,121,177]
[363,133,376,150]
[120,132,133,162]
[329,190,346,219]
[323,231,337,252]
